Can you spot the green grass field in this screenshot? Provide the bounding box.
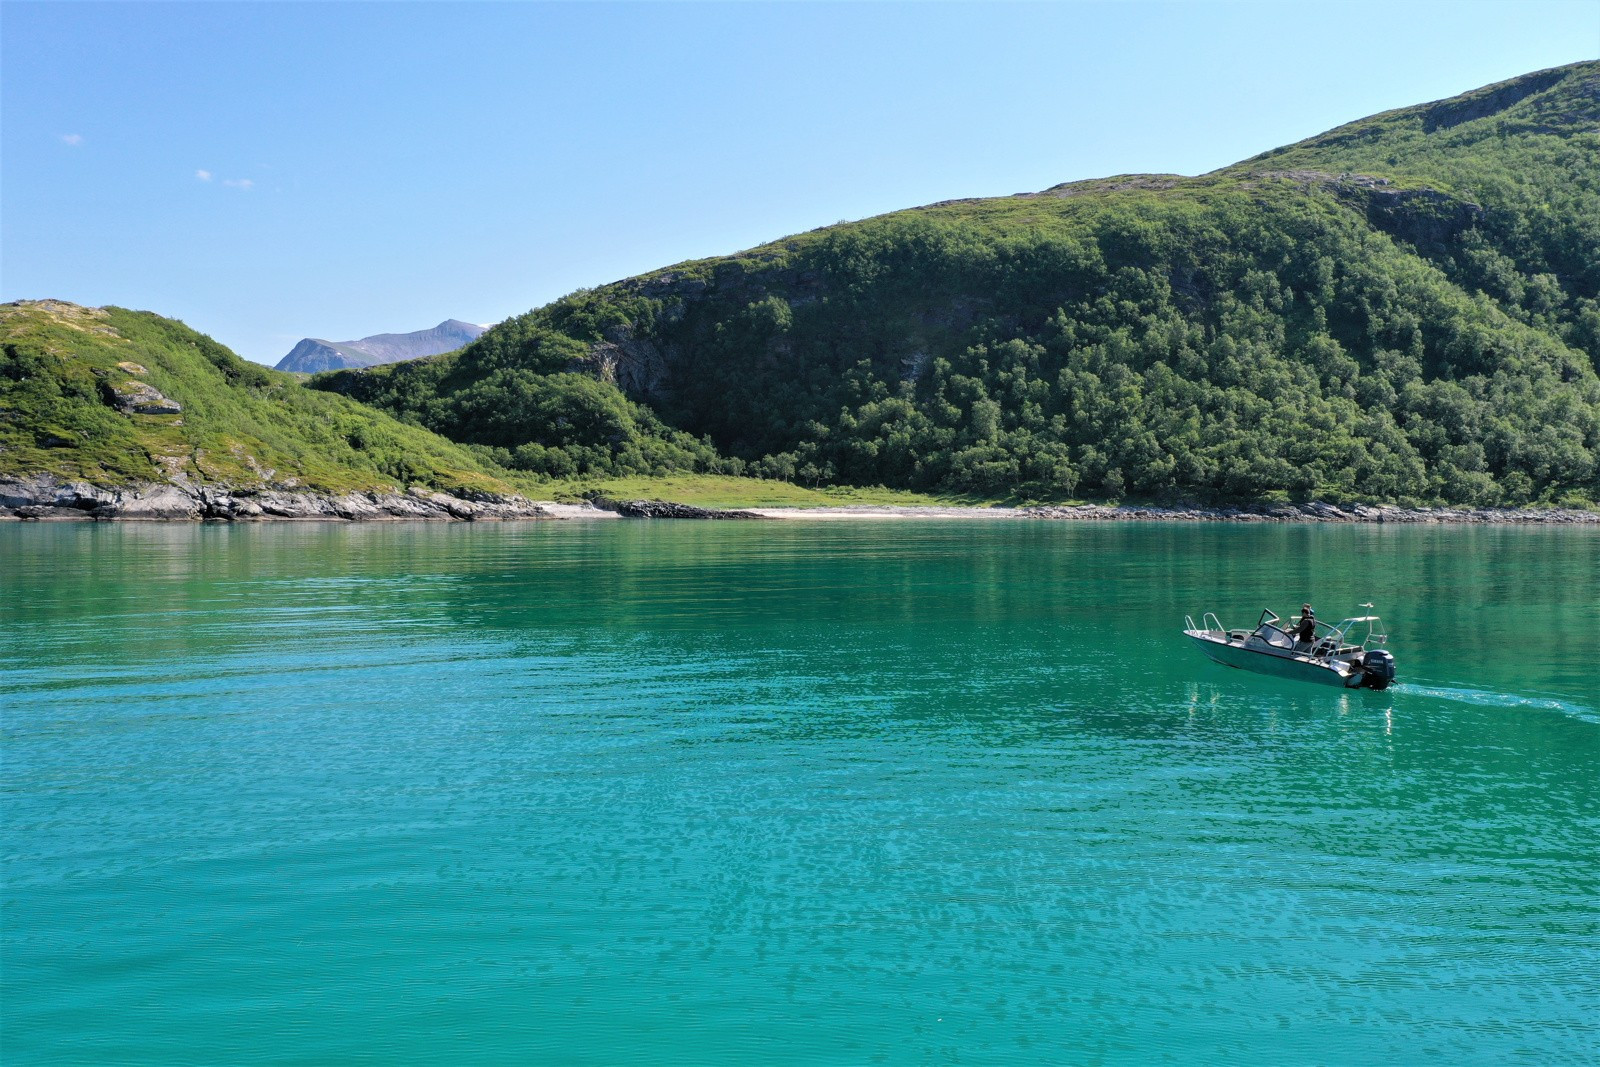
[533,473,1005,508]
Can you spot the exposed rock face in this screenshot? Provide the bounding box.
[275,319,487,373]
[574,325,675,400]
[1360,186,1484,255]
[1421,67,1567,132]
[0,475,551,522]
[102,379,182,415]
[1256,171,1483,254]
[10,299,119,336]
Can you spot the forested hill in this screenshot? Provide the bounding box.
[316,62,1600,506]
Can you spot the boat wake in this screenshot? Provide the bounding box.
[1390,683,1597,723]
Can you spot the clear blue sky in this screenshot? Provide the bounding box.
[3,2,1596,365]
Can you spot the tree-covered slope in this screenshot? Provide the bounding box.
[1238,63,1600,351]
[319,61,1594,506]
[0,300,517,495]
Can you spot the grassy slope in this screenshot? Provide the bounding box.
[315,63,1599,507]
[0,301,519,495]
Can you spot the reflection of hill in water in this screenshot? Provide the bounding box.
[14,521,1594,758]
[14,521,1595,715]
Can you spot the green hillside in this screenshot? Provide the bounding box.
[316,62,1600,507]
[0,300,517,495]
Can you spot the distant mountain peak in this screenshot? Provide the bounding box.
[275,319,486,373]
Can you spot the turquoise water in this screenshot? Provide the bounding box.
[3,520,1597,1065]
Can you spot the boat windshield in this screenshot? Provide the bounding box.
[1248,609,1388,658]
[1249,613,1296,649]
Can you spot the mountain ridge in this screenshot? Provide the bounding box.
[276,318,486,373]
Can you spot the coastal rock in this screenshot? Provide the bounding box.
[1019,500,1599,524]
[201,491,264,519]
[0,478,114,513]
[407,486,480,519]
[589,497,766,520]
[98,486,203,520]
[0,474,551,522]
[14,504,97,521]
[2,476,1591,525]
[251,492,343,519]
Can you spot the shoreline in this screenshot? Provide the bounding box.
[3,478,1596,526]
[746,502,1600,524]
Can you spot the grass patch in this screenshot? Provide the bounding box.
[534,473,1003,509]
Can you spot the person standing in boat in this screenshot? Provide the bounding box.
[1295,604,1317,644]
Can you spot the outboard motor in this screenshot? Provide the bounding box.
[1359,649,1396,690]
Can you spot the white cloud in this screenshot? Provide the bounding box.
[60,133,84,146]
[196,170,256,189]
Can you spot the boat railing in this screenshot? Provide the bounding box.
[1302,616,1388,661]
[1184,613,1226,639]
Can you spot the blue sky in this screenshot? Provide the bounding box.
[3,2,1596,365]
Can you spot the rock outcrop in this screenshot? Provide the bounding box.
[1023,501,1600,524]
[0,475,551,522]
[102,378,182,415]
[1256,171,1483,254]
[588,497,766,520]
[576,325,676,401]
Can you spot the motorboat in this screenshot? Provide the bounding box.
[1183,606,1396,690]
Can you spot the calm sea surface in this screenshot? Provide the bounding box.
[3,520,1597,1065]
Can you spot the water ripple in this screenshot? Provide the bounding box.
[3,521,1596,1065]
